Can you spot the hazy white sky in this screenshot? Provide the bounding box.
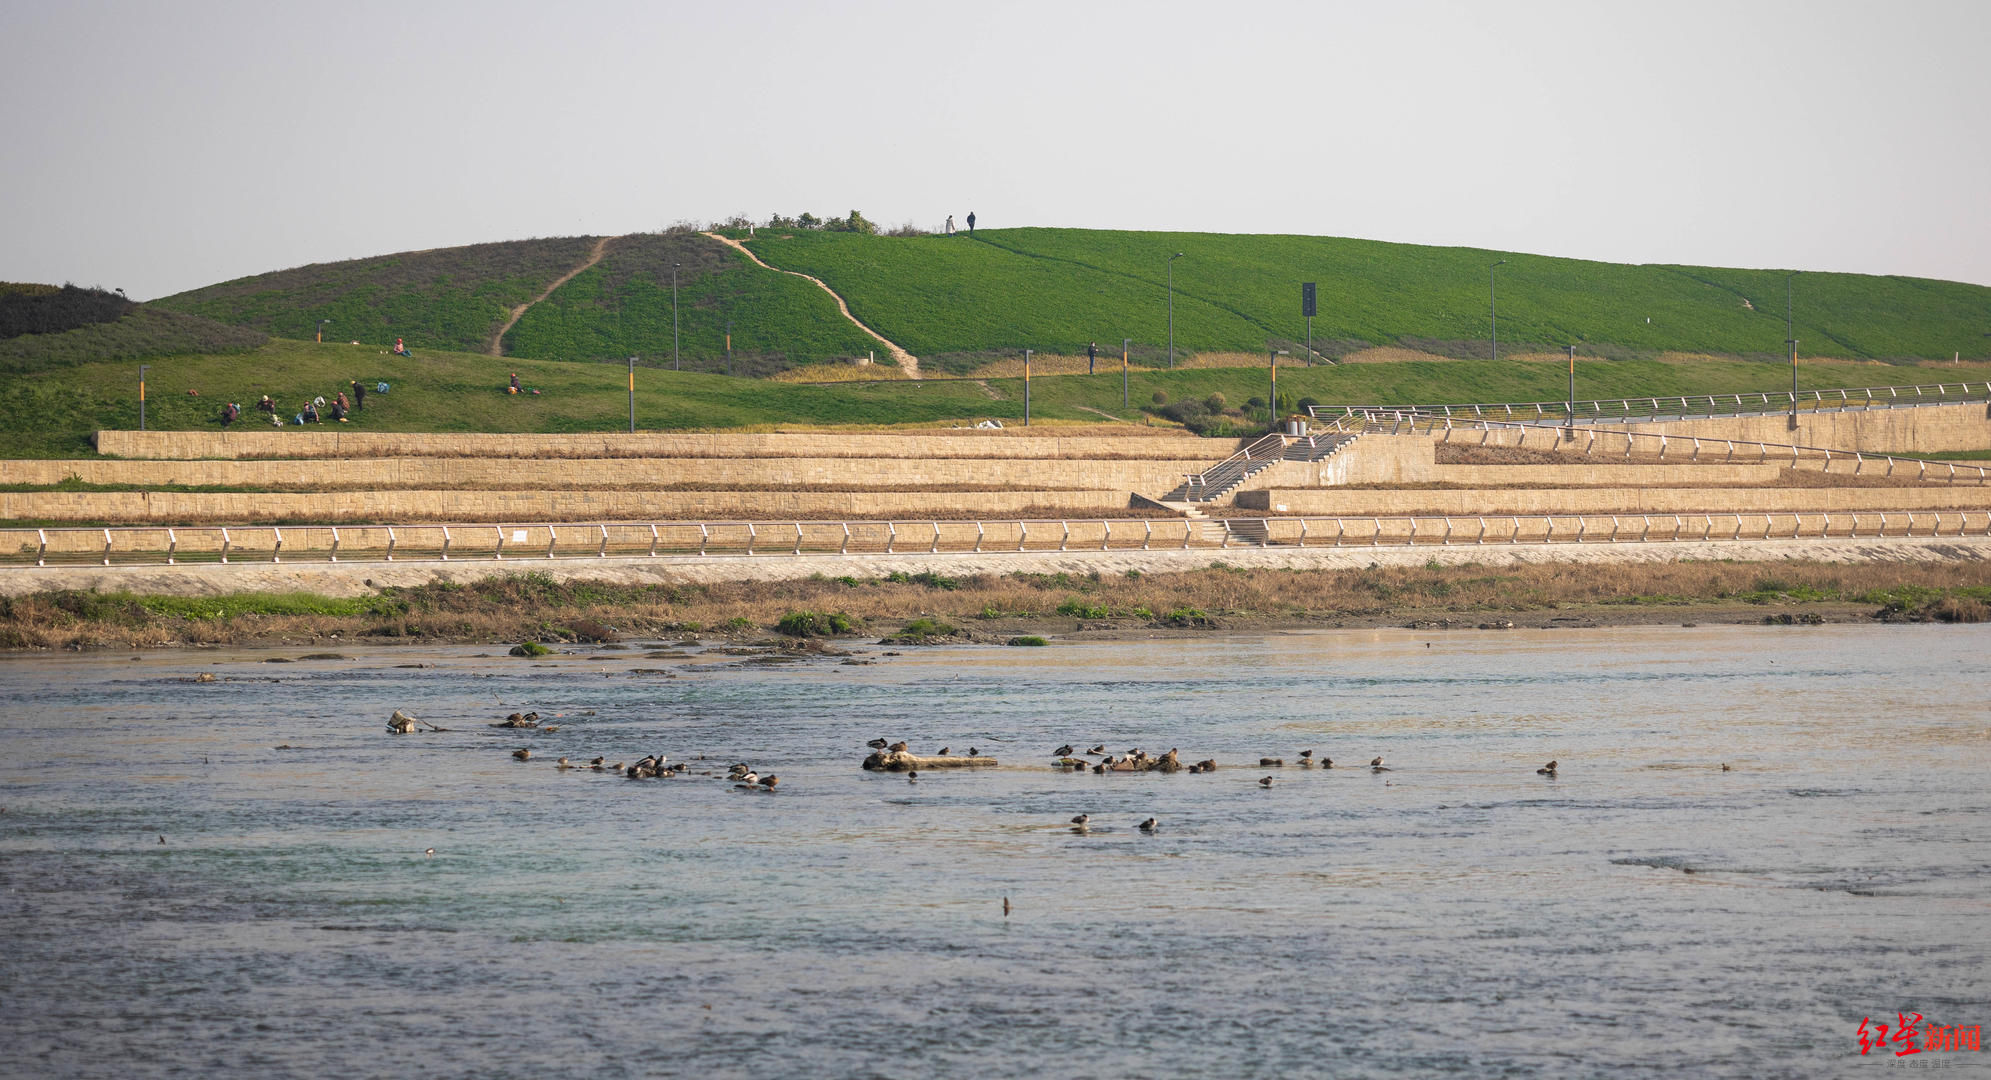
[3,0,1988,300]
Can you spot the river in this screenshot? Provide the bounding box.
[1,624,1986,1078]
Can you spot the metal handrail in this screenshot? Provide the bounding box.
[1308,381,1991,425]
[1355,411,1991,485]
[6,510,1989,567]
[1176,431,1291,501]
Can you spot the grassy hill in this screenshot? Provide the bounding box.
[1,305,266,376]
[155,233,887,373]
[154,237,604,355]
[737,228,1991,373]
[0,335,1960,458]
[499,232,887,373]
[153,226,1991,380]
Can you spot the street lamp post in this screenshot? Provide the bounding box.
[1785,271,1799,430]
[1269,348,1288,424]
[1490,259,1508,362]
[1565,344,1576,437]
[1167,252,1184,369]
[1024,349,1032,427]
[725,318,734,376]
[672,262,682,371]
[1122,337,1131,410]
[628,356,636,433]
[315,319,330,343]
[139,364,149,431]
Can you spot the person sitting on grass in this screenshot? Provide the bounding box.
[257,395,275,415]
[509,372,521,395]
[220,402,239,427]
[394,337,412,357]
[329,400,348,422]
[303,401,319,423]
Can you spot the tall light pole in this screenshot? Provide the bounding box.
[628,356,636,433]
[1167,252,1184,369]
[1122,337,1130,409]
[1489,259,1508,362]
[1269,348,1288,424]
[671,262,682,371]
[1785,271,1799,430]
[1565,344,1576,437]
[315,319,330,343]
[138,364,149,431]
[1023,348,1032,427]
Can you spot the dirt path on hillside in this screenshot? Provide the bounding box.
[489,235,617,357]
[702,232,921,378]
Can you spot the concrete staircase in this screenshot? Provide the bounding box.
[1159,433,1289,503]
[1282,432,1358,464]
[1135,432,1363,547]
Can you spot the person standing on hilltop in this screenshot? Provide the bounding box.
[351,380,366,411]
[946,214,955,235]
[1087,341,1098,374]
[966,211,976,235]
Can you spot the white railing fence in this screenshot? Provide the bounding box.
[1309,380,1991,427]
[1322,410,1991,485]
[7,511,1989,568]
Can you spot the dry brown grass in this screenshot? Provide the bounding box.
[1336,347,1455,365]
[5,560,1986,650]
[947,351,1322,379]
[767,361,914,383]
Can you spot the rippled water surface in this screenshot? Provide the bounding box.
[2,625,1988,1078]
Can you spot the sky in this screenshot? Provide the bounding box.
[3,0,1989,300]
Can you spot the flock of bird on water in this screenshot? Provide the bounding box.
[474,713,1607,834]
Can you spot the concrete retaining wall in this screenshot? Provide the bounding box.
[1425,400,1991,454]
[1429,463,1789,486]
[94,429,1223,461]
[1235,486,1991,515]
[0,488,1137,524]
[0,456,1211,492]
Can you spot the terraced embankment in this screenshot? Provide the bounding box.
[8,430,1223,524]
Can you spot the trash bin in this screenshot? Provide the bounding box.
[1284,418,1308,437]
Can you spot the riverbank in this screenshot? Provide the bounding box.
[1,554,1984,650]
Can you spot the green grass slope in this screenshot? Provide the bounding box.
[0,336,1941,459]
[0,306,266,375]
[154,237,608,354]
[738,228,1991,371]
[501,233,886,372]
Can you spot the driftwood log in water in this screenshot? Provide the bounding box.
[862,751,999,772]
